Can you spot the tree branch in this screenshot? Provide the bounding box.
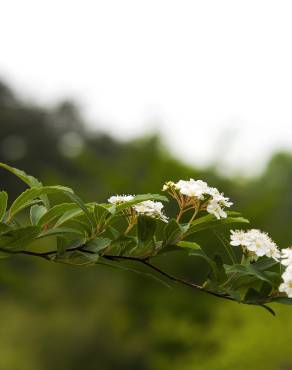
[0,245,237,301]
[2,246,277,308]
[102,254,236,301]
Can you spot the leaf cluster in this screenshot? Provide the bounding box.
[0,162,288,314]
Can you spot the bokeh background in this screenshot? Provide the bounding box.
[1,1,292,369]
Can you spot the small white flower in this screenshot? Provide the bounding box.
[245,231,269,256]
[279,269,292,298]
[108,194,135,204]
[164,178,233,219]
[210,191,233,208]
[134,200,168,222]
[206,199,227,219]
[279,252,292,298]
[175,179,209,200]
[279,280,292,298]
[265,243,281,260]
[230,230,250,246]
[281,247,292,267]
[282,268,292,281]
[230,229,280,261]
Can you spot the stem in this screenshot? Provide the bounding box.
[0,246,277,310]
[125,222,135,235]
[188,206,199,225]
[0,246,235,302]
[176,209,183,222]
[102,255,235,301]
[176,196,186,222]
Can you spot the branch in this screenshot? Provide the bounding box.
[0,246,236,302]
[102,254,236,302]
[2,246,278,311]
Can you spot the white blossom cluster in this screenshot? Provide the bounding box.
[279,248,292,298]
[230,229,280,261]
[133,200,168,222]
[108,195,135,204]
[108,195,168,222]
[163,179,233,219]
[230,230,292,298]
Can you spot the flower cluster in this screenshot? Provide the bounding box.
[108,195,134,204]
[279,248,292,298]
[163,179,232,219]
[173,179,209,199]
[230,229,280,261]
[108,195,168,222]
[133,200,168,222]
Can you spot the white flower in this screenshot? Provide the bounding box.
[133,200,168,222]
[164,178,233,219]
[206,199,227,219]
[108,194,134,204]
[279,250,292,297]
[208,188,233,208]
[279,280,292,298]
[279,267,292,297]
[281,247,292,267]
[245,230,272,257]
[175,179,210,200]
[230,230,250,246]
[282,268,292,281]
[265,243,281,260]
[230,229,280,261]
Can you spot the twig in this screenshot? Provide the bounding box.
[0,245,235,301]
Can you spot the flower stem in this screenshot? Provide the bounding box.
[188,206,200,224]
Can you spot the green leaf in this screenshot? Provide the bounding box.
[177,240,201,250]
[54,250,99,266]
[38,227,84,238]
[137,216,157,242]
[224,264,274,285]
[56,237,68,255]
[64,219,93,236]
[252,257,279,271]
[163,219,185,246]
[0,191,8,222]
[85,238,112,253]
[94,203,116,217]
[213,229,237,263]
[116,193,168,212]
[37,203,80,226]
[244,287,266,303]
[0,162,42,187]
[9,185,73,219]
[107,226,120,239]
[54,208,84,227]
[93,203,116,227]
[63,192,96,229]
[0,162,50,208]
[213,254,228,283]
[30,205,47,225]
[110,234,138,256]
[0,223,12,234]
[189,249,219,280]
[185,214,249,237]
[0,226,41,251]
[271,296,292,305]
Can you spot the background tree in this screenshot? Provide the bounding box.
[1,81,292,370]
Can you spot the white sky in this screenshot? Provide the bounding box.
[1,0,292,175]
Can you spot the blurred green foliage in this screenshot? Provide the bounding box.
[1,81,292,370]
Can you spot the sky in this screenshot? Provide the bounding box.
[1,0,292,175]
